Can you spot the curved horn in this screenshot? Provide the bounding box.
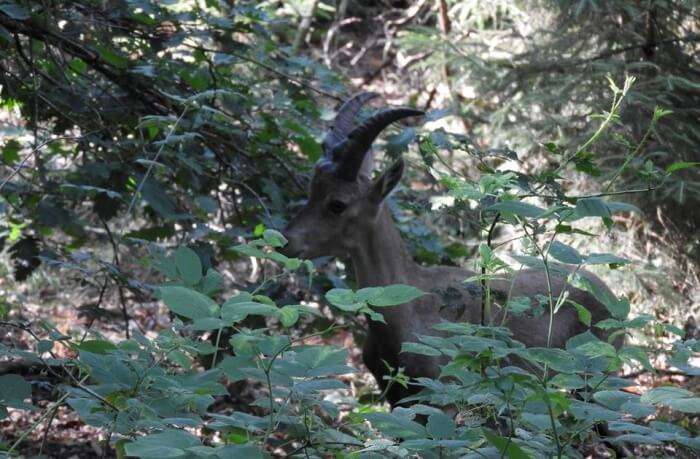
[333,107,424,181]
[322,92,379,156]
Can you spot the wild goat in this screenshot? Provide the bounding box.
[282,93,615,407]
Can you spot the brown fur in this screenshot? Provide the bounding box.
[284,166,615,407]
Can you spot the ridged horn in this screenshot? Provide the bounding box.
[333,107,424,181]
[322,92,379,156]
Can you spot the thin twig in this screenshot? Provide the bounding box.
[39,403,59,455]
[1,134,96,192]
[7,387,76,455]
[125,107,189,217]
[481,212,500,325]
[100,216,130,339]
[79,276,110,343]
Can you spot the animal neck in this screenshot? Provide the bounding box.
[348,204,417,289]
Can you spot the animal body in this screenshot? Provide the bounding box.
[282,93,615,407]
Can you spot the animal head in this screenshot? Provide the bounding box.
[282,93,424,259]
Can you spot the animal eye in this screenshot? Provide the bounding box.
[327,200,347,214]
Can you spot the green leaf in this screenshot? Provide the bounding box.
[521,413,559,431]
[200,269,223,296]
[221,300,279,323]
[69,58,87,73]
[570,400,621,422]
[653,106,674,120]
[279,305,300,327]
[217,355,257,382]
[489,201,545,218]
[506,297,532,316]
[141,181,188,220]
[97,45,129,69]
[550,373,585,390]
[571,340,617,359]
[483,430,531,459]
[356,287,384,303]
[666,161,699,173]
[77,340,117,355]
[325,289,363,311]
[548,241,583,264]
[194,196,218,214]
[232,244,265,258]
[2,139,20,165]
[0,3,30,20]
[593,390,636,410]
[619,346,654,371]
[123,429,201,459]
[327,288,388,306]
[568,300,592,326]
[294,134,322,161]
[387,127,417,155]
[363,412,426,439]
[528,348,578,373]
[159,286,219,320]
[401,342,442,357]
[37,339,53,354]
[426,412,455,439]
[262,229,287,248]
[190,317,227,331]
[584,253,629,265]
[611,433,661,445]
[641,387,700,413]
[606,201,640,214]
[369,284,424,307]
[174,247,202,286]
[294,378,346,393]
[0,375,32,407]
[575,197,611,218]
[362,307,386,323]
[569,273,629,319]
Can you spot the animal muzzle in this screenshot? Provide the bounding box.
[280,227,307,258]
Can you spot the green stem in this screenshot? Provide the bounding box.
[211,326,224,370]
[7,377,87,454]
[555,76,633,175]
[544,391,563,458]
[603,115,657,193]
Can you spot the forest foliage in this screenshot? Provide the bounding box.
[0,1,699,457]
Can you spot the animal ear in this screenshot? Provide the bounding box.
[358,149,375,181]
[370,158,404,203]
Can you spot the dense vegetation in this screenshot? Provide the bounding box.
[0,1,698,457]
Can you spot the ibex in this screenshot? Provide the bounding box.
[282,93,615,407]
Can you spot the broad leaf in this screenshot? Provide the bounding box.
[369,284,424,307]
[77,340,117,355]
[489,201,545,218]
[0,375,32,409]
[401,342,442,357]
[527,348,578,373]
[124,429,201,459]
[575,197,611,218]
[483,430,531,459]
[221,301,280,323]
[427,412,455,439]
[279,305,300,327]
[548,241,583,264]
[174,246,202,286]
[641,387,700,413]
[363,412,426,439]
[159,286,219,320]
